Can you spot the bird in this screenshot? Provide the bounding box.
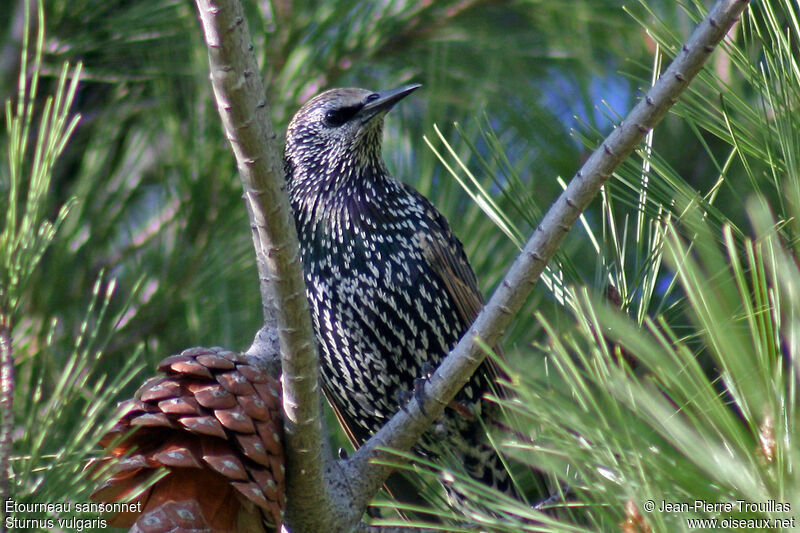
[285,83,514,508]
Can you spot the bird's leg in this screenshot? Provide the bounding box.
[396,389,414,414]
[395,362,436,416]
[395,362,435,416]
[411,378,428,416]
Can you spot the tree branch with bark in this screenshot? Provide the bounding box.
[193,0,750,531]
[194,0,337,528]
[0,318,12,510]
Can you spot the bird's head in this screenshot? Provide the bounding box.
[285,84,420,181]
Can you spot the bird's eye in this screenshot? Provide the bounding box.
[324,109,347,127]
[323,105,361,127]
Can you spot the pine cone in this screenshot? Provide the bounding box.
[89,347,284,532]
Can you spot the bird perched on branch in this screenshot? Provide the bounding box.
[286,84,513,507]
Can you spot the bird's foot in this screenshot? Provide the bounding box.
[413,361,437,416]
[396,379,429,416]
[397,363,437,416]
[396,389,414,414]
[413,377,428,416]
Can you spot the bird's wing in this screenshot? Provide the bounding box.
[415,224,507,366]
[406,187,506,387]
[416,227,483,326]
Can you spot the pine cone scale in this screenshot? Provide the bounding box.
[90,347,285,532]
[216,371,256,396]
[139,379,182,402]
[190,384,237,410]
[158,396,203,416]
[179,415,228,438]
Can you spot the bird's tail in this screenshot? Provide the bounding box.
[387,399,520,519]
[431,416,518,502]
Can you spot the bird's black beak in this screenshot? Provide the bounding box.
[359,83,421,122]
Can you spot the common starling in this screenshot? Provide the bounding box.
[286,84,513,502]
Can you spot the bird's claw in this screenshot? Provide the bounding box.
[533,483,572,510]
[412,361,437,416]
[396,378,429,416]
[413,377,428,416]
[396,389,413,413]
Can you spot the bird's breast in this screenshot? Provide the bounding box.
[295,191,462,355]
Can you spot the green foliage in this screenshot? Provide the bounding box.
[1,1,144,528]
[1,1,77,318]
[3,0,799,530]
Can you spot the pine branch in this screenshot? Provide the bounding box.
[0,317,12,510]
[193,0,338,530]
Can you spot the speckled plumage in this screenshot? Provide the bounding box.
[285,85,511,499]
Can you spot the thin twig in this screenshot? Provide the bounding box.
[355,526,438,533]
[0,316,13,509]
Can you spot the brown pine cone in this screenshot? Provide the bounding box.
[89,347,284,532]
